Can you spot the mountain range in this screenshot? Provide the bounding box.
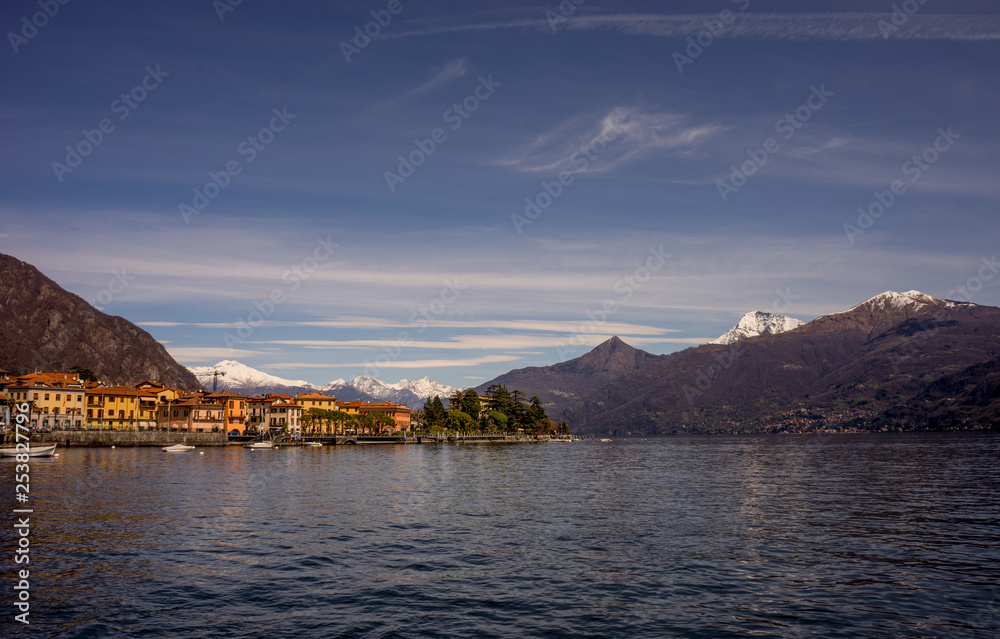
[188,360,460,408]
[557,291,1000,434]
[3,251,996,434]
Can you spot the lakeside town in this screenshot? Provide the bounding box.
[0,367,564,440]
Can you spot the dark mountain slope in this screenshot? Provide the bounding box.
[476,336,667,417]
[0,253,199,389]
[562,291,1000,434]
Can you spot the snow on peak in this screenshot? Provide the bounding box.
[846,290,971,313]
[187,360,315,389]
[349,375,461,399]
[710,310,805,345]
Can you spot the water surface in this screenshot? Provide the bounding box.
[3,433,998,637]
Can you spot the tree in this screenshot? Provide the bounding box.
[483,410,507,433]
[304,408,323,434]
[354,413,375,434]
[370,411,396,433]
[527,397,548,433]
[445,410,476,433]
[422,395,447,429]
[460,389,481,422]
[448,389,464,412]
[69,366,98,382]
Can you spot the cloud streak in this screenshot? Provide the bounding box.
[390,12,1000,41]
[371,57,469,113]
[498,106,723,175]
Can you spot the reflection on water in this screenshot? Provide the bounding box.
[1,432,998,638]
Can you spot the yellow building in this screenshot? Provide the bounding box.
[295,392,338,434]
[85,382,180,430]
[5,373,87,430]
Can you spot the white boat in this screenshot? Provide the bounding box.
[600,438,612,442]
[244,440,274,449]
[162,444,195,452]
[551,438,574,442]
[0,443,58,458]
[304,441,323,447]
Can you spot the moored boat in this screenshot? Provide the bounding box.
[244,440,274,449]
[162,444,195,452]
[0,443,58,457]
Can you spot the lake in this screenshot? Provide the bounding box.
[3,432,998,637]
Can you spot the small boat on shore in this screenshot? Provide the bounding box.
[162,444,195,453]
[0,443,58,458]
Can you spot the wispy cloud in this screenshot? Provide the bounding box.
[371,57,469,113]
[260,332,698,351]
[390,12,1000,41]
[146,318,680,335]
[166,347,263,361]
[498,106,722,174]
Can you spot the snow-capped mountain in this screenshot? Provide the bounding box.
[842,290,973,314]
[186,360,460,408]
[710,310,805,345]
[188,360,314,393]
[328,376,461,407]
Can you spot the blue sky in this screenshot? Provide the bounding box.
[2,0,999,388]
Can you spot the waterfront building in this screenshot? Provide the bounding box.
[295,392,338,434]
[84,382,181,430]
[357,401,412,432]
[295,392,338,412]
[156,396,226,432]
[247,395,302,435]
[204,390,248,434]
[86,386,160,430]
[337,400,365,415]
[5,372,87,430]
